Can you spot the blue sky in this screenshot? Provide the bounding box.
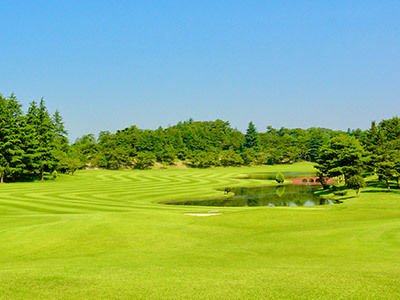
[1,1,399,141]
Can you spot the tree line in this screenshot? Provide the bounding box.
[1,93,400,189]
[315,117,400,191]
[71,119,340,170]
[0,93,70,183]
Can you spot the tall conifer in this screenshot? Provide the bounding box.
[24,99,57,180]
[0,94,25,183]
[244,121,260,151]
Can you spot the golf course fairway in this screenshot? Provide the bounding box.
[0,163,399,299]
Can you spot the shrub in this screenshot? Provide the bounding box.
[347,175,366,195]
[275,172,285,184]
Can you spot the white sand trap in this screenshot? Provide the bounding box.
[184,211,221,217]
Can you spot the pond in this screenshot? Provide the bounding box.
[162,184,339,207]
[238,172,316,180]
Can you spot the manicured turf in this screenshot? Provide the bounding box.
[0,162,399,299]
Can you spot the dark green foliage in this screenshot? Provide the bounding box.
[275,172,285,183]
[96,131,132,169]
[24,99,58,180]
[260,126,336,163]
[240,148,257,165]
[69,120,349,169]
[347,175,366,195]
[188,151,218,168]
[315,134,365,183]
[333,191,348,196]
[0,93,68,182]
[0,93,25,183]
[244,122,260,151]
[359,118,400,190]
[373,141,400,190]
[219,149,244,166]
[5,91,399,177]
[156,145,176,165]
[134,152,155,169]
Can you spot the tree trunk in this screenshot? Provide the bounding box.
[386,179,390,191]
[41,169,44,181]
[0,172,3,184]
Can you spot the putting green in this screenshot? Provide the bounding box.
[0,162,399,299]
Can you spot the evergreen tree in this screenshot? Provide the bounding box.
[24,99,57,180]
[23,101,41,176]
[315,134,365,183]
[244,121,260,151]
[0,94,25,183]
[51,110,69,171]
[52,110,68,150]
[373,140,400,190]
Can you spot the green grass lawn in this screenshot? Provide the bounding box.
[0,162,399,299]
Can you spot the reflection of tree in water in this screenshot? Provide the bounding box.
[166,184,334,207]
[275,185,286,197]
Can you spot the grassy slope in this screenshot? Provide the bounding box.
[0,162,399,299]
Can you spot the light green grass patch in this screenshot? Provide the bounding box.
[0,162,399,299]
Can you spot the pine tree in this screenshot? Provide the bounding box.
[0,94,25,183]
[24,99,57,180]
[315,134,365,183]
[244,121,260,151]
[37,99,57,180]
[23,101,41,177]
[51,110,69,170]
[52,110,68,150]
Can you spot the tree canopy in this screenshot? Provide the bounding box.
[2,92,400,185]
[315,134,365,183]
[0,94,69,182]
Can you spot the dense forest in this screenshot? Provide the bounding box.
[72,119,339,170]
[1,93,400,187]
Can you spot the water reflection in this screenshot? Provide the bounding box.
[163,185,337,207]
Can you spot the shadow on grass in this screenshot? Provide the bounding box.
[316,185,348,196]
[336,196,356,201]
[2,174,58,183]
[362,189,400,194]
[367,180,400,189]
[317,189,334,196]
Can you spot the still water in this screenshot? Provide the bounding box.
[163,184,337,207]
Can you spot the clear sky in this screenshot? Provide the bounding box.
[1,1,399,141]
